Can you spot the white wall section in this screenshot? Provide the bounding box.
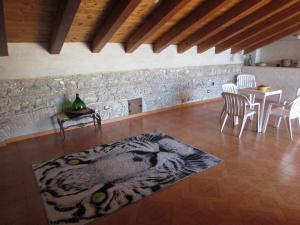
[259,39,300,65]
[0,43,243,79]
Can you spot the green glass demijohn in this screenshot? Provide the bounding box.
[72,93,87,111]
[60,94,72,112]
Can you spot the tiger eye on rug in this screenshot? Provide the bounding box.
[32,131,222,225]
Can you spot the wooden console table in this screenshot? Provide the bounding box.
[57,108,101,139]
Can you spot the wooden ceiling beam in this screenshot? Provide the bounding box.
[153,0,228,53]
[50,0,81,54]
[0,0,8,56]
[231,14,300,54]
[177,0,263,53]
[92,0,141,53]
[125,0,189,53]
[243,22,300,54]
[196,0,294,54]
[215,2,300,54]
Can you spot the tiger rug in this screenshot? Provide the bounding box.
[33,131,222,225]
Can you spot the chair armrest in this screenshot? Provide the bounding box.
[266,101,288,113]
[251,102,260,116]
[250,102,260,107]
[247,102,260,114]
[249,102,260,109]
[269,102,286,108]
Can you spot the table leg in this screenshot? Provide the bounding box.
[249,94,254,120]
[96,113,102,127]
[92,113,102,128]
[258,96,266,132]
[57,118,65,139]
[92,114,96,127]
[278,92,282,102]
[275,93,283,128]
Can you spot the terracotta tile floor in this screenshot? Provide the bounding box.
[1,101,300,225]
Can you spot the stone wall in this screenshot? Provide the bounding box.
[0,64,242,141]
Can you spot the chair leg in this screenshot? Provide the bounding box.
[262,107,272,133]
[220,109,225,125]
[238,116,248,138]
[221,114,228,133]
[249,94,254,120]
[256,111,260,133]
[274,117,282,128]
[274,106,285,128]
[234,116,239,126]
[249,94,252,103]
[284,118,293,140]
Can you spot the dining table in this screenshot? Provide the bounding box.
[239,87,282,132]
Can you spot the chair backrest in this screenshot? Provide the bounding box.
[237,74,256,89]
[289,96,300,119]
[297,88,300,97]
[222,92,250,117]
[222,83,238,94]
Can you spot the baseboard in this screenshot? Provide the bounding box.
[0,141,7,148]
[0,97,221,146]
[5,129,60,145]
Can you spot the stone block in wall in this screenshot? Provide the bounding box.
[34,97,49,110]
[0,118,12,141]
[63,78,77,91]
[30,79,52,95]
[0,130,8,142]
[0,98,9,115]
[0,82,9,98]
[95,88,117,102]
[78,92,98,104]
[144,95,179,112]
[6,81,25,97]
[47,78,67,94]
[88,100,128,120]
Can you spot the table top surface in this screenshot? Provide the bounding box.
[57,108,96,121]
[239,87,282,96]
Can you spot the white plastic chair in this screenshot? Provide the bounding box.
[220,84,238,125]
[237,74,257,119]
[221,92,260,138]
[275,88,300,127]
[263,96,300,140]
[236,74,257,89]
[222,83,238,94]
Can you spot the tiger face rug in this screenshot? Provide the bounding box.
[33,131,222,225]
